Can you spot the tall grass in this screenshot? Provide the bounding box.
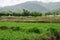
[0,22,60,40]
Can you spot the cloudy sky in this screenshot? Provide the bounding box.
[0,0,60,7]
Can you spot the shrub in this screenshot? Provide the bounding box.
[22,38,29,40]
[54,31,60,40]
[0,26,10,30]
[11,27,20,31]
[47,27,57,34]
[0,38,10,40]
[47,28,60,40]
[28,27,41,34]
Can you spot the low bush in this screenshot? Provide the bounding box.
[22,38,29,40]
[0,26,21,31]
[47,27,57,34]
[0,38,10,40]
[47,28,60,40]
[28,27,41,34]
[0,26,10,30]
[54,31,60,40]
[11,27,20,31]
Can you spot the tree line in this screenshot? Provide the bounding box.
[0,9,60,17]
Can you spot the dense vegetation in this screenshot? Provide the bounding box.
[0,9,60,17]
[0,22,60,40]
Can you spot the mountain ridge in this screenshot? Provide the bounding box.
[0,1,60,12]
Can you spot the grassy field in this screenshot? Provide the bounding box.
[0,22,60,40]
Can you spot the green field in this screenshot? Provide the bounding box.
[0,22,60,40]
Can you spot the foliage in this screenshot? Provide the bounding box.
[28,27,41,33]
[0,9,60,17]
[0,22,60,40]
[30,11,42,17]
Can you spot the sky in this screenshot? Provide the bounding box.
[0,0,60,7]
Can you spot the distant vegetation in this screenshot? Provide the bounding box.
[0,9,42,17]
[0,9,60,17]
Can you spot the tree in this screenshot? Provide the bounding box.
[31,11,42,17]
[22,9,30,16]
[45,12,52,16]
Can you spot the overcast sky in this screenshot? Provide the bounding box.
[0,0,60,7]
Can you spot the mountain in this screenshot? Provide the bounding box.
[53,8,60,12]
[41,2,60,10]
[0,1,60,12]
[16,1,48,12]
[0,1,48,12]
[0,6,23,12]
